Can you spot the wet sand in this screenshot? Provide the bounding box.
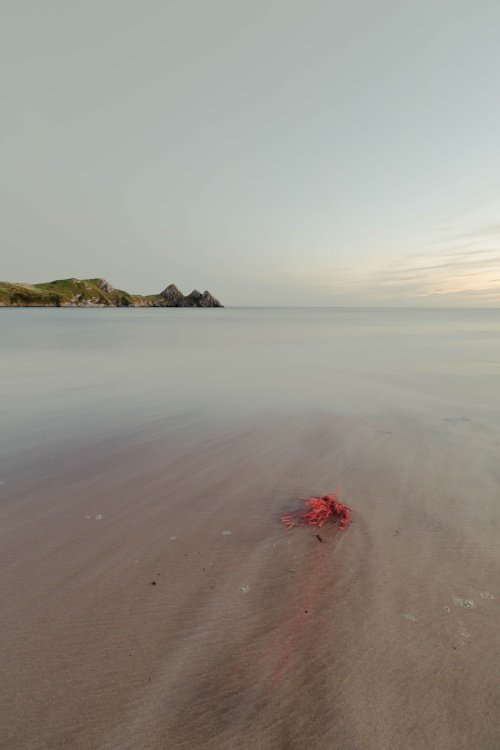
[1,410,499,749]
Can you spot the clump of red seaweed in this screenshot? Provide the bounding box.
[281,493,352,530]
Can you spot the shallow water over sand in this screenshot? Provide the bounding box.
[2,307,500,456]
[1,308,500,749]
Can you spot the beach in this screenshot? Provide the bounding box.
[1,308,499,749]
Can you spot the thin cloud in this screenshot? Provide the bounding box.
[304,225,500,304]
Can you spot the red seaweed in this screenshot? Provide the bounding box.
[281,493,352,530]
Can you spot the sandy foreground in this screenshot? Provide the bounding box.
[0,410,499,749]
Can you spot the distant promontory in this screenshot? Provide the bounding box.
[0,278,223,308]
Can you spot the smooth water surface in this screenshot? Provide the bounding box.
[2,307,500,457]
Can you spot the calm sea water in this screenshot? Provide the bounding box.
[2,307,500,458]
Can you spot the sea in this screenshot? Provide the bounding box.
[2,306,500,462]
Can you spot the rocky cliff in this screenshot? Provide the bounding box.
[0,278,223,308]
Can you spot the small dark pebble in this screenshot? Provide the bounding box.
[315,534,323,543]
[304,610,309,613]
[151,581,157,586]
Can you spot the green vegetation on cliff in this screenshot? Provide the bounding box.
[0,278,222,308]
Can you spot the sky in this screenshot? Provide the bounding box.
[1,0,500,306]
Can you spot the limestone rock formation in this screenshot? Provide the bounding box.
[160,284,185,306]
[0,277,224,308]
[95,278,115,294]
[183,289,222,307]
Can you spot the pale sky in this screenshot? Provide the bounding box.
[2,0,500,305]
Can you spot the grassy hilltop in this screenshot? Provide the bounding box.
[0,278,222,308]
